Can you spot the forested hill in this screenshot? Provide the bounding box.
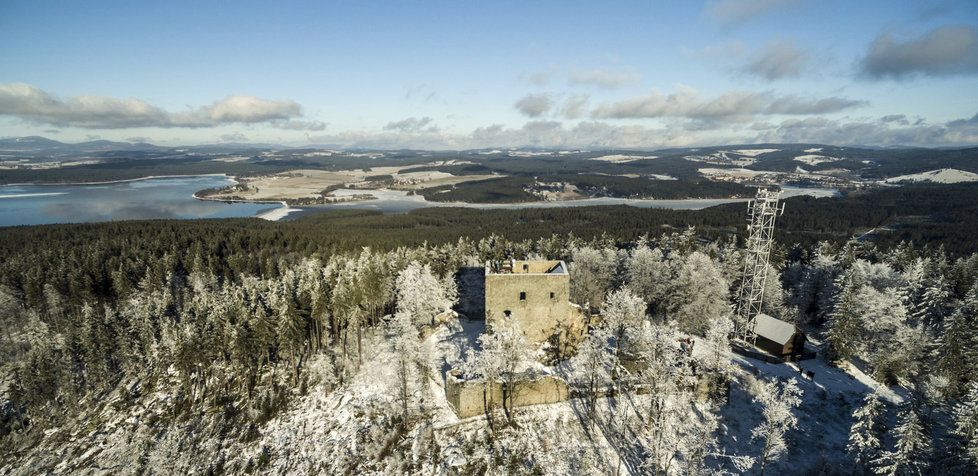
[2,204,978,473]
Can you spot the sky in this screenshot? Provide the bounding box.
[1,0,978,149]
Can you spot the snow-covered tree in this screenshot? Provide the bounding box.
[389,311,423,422]
[877,401,932,476]
[791,242,840,325]
[702,314,734,377]
[760,263,791,319]
[569,326,614,426]
[637,325,699,475]
[601,287,647,360]
[625,243,672,315]
[395,261,455,328]
[569,246,619,311]
[953,382,978,470]
[908,261,951,329]
[826,270,863,361]
[670,251,730,335]
[467,318,537,426]
[752,378,803,476]
[848,391,886,474]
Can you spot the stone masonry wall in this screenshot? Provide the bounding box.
[445,372,571,419]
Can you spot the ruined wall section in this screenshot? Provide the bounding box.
[445,372,571,419]
[484,272,572,344]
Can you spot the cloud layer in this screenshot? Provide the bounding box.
[568,68,641,88]
[514,94,554,118]
[742,40,809,79]
[297,111,978,150]
[860,25,978,79]
[0,83,323,130]
[590,88,865,120]
[705,0,797,26]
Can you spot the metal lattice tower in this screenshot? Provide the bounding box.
[736,188,784,344]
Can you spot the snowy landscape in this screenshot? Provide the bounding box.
[2,228,978,475]
[4,0,978,474]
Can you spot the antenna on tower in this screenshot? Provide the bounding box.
[736,187,784,345]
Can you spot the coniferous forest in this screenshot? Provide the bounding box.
[2,181,978,474]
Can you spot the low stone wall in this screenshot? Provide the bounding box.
[445,371,570,418]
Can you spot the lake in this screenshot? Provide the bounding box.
[0,175,841,227]
[289,185,840,216]
[0,175,279,227]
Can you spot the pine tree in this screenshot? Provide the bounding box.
[912,265,951,329]
[877,402,932,475]
[390,311,422,423]
[395,261,454,328]
[936,307,978,398]
[752,378,803,476]
[848,391,886,474]
[826,272,862,362]
[953,382,978,470]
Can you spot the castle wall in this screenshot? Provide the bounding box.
[445,372,570,419]
[484,272,572,344]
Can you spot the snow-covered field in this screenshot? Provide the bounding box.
[731,149,779,157]
[588,154,658,163]
[698,167,771,178]
[884,168,978,184]
[794,154,843,166]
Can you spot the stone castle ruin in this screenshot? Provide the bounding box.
[484,259,585,345]
[445,258,725,418]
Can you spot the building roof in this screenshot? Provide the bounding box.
[753,313,797,345]
[486,259,568,275]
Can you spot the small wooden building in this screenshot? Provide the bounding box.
[752,313,806,362]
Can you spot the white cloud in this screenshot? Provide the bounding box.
[514,94,554,117]
[560,94,590,119]
[590,87,865,120]
[384,116,438,133]
[704,0,798,26]
[297,112,978,149]
[753,113,978,146]
[0,83,322,130]
[568,68,641,88]
[742,40,810,79]
[514,93,591,120]
[860,25,978,79]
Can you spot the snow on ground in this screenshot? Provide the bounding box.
[884,168,978,184]
[685,152,758,166]
[588,154,658,163]
[698,167,770,178]
[803,147,823,153]
[256,203,302,221]
[717,350,905,474]
[794,154,843,166]
[647,173,678,181]
[731,148,779,157]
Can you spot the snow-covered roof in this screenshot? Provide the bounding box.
[486,260,568,275]
[753,313,797,345]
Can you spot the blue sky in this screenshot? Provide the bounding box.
[1,0,977,148]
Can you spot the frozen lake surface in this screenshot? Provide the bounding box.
[0,175,840,227]
[0,176,277,227]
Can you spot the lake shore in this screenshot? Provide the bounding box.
[3,173,234,187]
